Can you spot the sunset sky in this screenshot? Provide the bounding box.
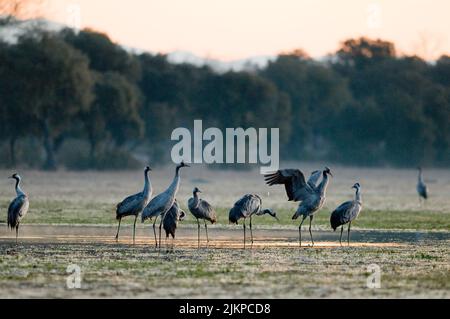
[41,0,450,61]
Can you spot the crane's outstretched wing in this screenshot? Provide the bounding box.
[8,195,29,229]
[307,170,322,189]
[264,169,314,202]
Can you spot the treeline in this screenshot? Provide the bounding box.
[0,24,449,170]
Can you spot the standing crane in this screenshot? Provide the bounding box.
[330,183,363,246]
[188,187,217,248]
[229,194,278,249]
[417,167,428,204]
[142,162,189,248]
[265,167,333,247]
[7,173,29,244]
[115,166,152,244]
[163,199,186,251]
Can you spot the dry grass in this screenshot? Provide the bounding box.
[0,239,448,298]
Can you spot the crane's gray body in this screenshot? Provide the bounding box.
[330,184,362,231]
[116,168,152,219]
[265,168,332,246]
[188,190,217,224]
[417,168,428,200]
[188,187,217,247]
[115,167,152,243]
[163,199,186,239]
[229,194,277,224]
[141,162,189,248]
[8,192,29,230]
[229,194,263,224]
[7,174,29,243]
[142,165,184,223]
[265,168,331,220]
[330,200,362,230]
[330,183,362,245]
[229,193,277,248]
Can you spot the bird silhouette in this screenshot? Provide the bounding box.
[142,162,189,248]
[229,194,278,249]
[265,167,332,247]
[188,187,217,248]
[330,183,363,246]
[115,166,152,244]
[7,173,29,244]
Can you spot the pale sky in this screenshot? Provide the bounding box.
[40,0,450,61]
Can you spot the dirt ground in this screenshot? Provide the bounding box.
[0,225,449,298]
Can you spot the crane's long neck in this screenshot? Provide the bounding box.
[355,187,362,203]
[192,192,200,208]
[318,173,330,196]
[15,178,25,196]
[143,170,152,198]
[418,170,424,184]
[167,167,181,197]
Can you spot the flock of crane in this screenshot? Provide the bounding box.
[4,164,429,248]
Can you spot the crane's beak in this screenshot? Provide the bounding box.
[8,175,13,179]
[274,216,280,222]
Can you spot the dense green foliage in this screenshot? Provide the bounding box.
[0,27,449,169]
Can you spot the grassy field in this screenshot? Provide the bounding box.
[0,238,449,298]
[1,199,448,231]
[0,166,449,298]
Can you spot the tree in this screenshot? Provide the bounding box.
[0,0,43,25]
[82,72,144,163]
[13,32,94,170]
[0,40,34,165]
[433,55,450,87]
[262,53,352,158]
[63,28,142,83]
[336,37,396,69]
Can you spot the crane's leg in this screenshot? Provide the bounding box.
[158,216,164,252]
[249,216,254,247]
[298,216,307,247]
[339,226,344,247]
[115,217,122,242]
[243,219,246,249]
[152,217,158,248]
[204,221,209,244]
[309,216,314,247]
[133,215,138,245]
[347,222,351,247]
[16,226,19,245]
[165,234,169,253]
[197,219,201,249]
